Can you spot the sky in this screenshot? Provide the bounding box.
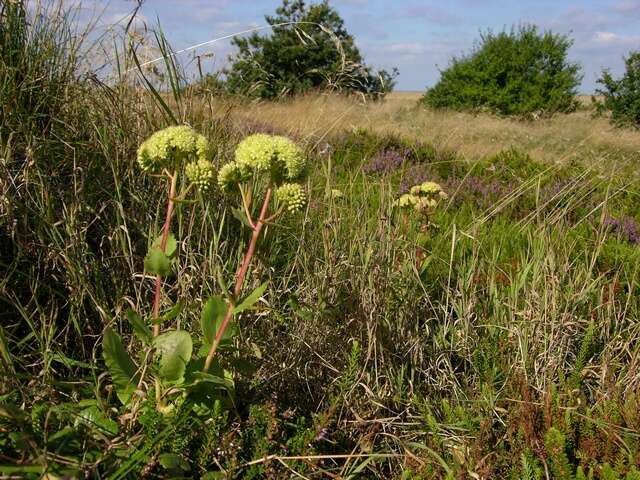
[77,0,640,92]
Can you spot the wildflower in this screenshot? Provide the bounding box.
[396,180,446,213]
[328,188,343,199]
[235,133,305,182]
[276,183,306,213]
[137,125,211,173]
[410,181,444,196]
[218,162,244,192]
[186,159,215,192]
[272,135,305,180]
[396,193,418,209]
[363,149,406,175]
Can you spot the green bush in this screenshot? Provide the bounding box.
[421,25,582,116]
[595,51,640,128]
[224,0,397,99]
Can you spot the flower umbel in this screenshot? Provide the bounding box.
[234,133,305,182]
[137,125,211,173]
[396,180,446,213]
[185,159,216,192]
[276,183,306,213]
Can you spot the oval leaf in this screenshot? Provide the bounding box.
[126,309,151,345]
[153,330,193,383]
[102,327,139,404]
[152,232,178,259]
[144,247,172,277]
[201,296,227,344]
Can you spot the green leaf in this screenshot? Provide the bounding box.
[102,327,139,404]
[126,309,151,344]
[144,247,172,277]
[152,232,178,259]
[75,406,119,436]
[190,372,235,391]
[159,300,184,323]
[158,453,190,471]
[201,296,227,344]
[153,330,193,383]
[231,207,252,228]
[234,281,268,314]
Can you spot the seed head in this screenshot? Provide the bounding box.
[218,162,250,192]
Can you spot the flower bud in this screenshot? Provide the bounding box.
[276,183,306,213]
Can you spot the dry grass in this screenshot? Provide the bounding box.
[222,91,640,172]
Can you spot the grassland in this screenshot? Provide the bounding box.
[226,92,640,174]
[1,3,640,479]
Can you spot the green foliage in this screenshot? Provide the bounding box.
[545,428,573,480]
[422,25,582,115]
[3,3,640,478]
[224,0,397,98]
[595,51,640,128]
[102,327,140,404]
[153,330,193,383]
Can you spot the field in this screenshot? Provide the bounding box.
[2,4,640,480]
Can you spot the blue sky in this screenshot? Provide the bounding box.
[83,0,640,92]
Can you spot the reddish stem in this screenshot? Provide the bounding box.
[203,188,272,372]
[152,173,178,337]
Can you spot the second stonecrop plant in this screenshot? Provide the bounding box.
[102,128,307,414]
[204,133,307,371]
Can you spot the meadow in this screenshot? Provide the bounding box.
[1,3,640,479]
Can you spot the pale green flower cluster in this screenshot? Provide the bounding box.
[217,162,250,192]
[276,183,306,213]
[185,159,216,192]
[137,126,212,174]
[396,181,447,213]
[233,133,305,182]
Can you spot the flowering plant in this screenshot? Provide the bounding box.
[203,134,307,371]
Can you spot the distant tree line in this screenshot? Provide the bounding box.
[211,0,638,128]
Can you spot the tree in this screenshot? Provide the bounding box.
[421,25,582,116]
[224,0,396,99]
[595,51,640,129]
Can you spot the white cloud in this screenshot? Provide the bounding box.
[591,31,640,47]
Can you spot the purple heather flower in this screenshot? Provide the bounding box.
[603,215,640,244]
[363,148,406,175]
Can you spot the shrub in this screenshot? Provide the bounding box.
[421,25,582,116]
[595,51,640,128]
[224,0,397,99]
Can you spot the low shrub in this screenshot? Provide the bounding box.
[595,51,640,129]
[421,25,582,116]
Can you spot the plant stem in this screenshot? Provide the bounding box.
[152,172,177,336]
[151,172,177,408]
[203,188,272,372]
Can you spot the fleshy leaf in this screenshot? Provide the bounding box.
[234,281,268,314]
[144,247,172,277]
[126,309,151,345]
[201,296,227,344]
[152,233,178,259]
[102,327,139,404]
[153,330,193,383]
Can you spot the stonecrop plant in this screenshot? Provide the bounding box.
[102,128,307,416]
[396,180,448,214]
[204,133,307,371]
